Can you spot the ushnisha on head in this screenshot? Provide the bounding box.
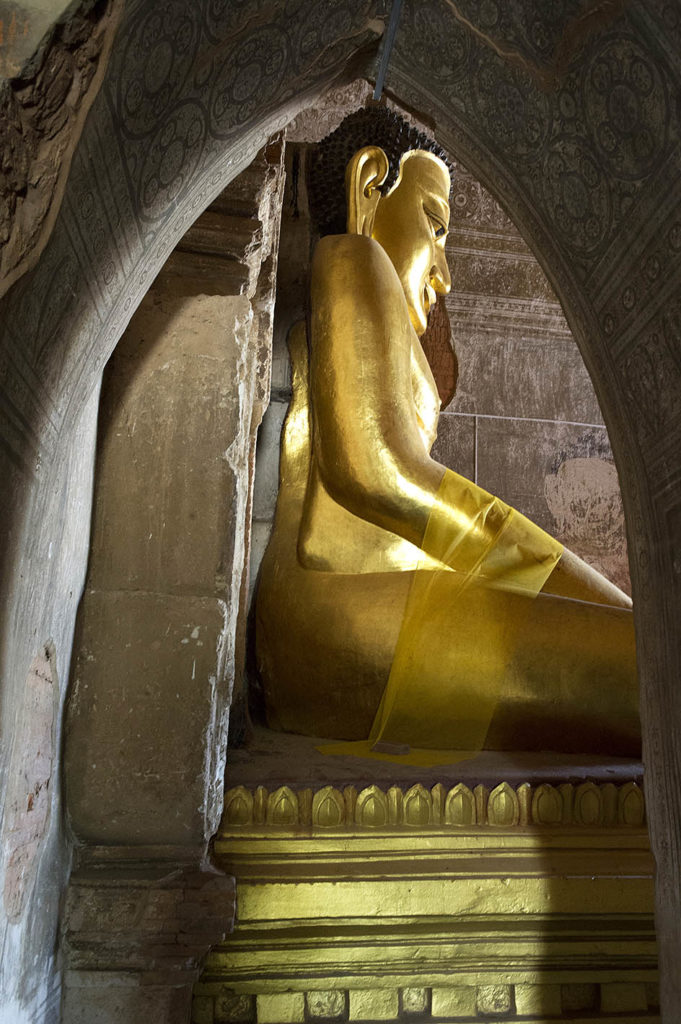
[308,107,453,335]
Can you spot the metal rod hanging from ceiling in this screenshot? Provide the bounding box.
[373,0,404,100]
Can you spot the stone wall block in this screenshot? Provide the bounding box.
[65,590,229,846]
[450,326,603,423]
[87,291,253,596]
[62,863,235,1023]
[430,412,476,481]
[62,982,193,1024]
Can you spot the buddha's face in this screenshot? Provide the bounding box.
[371,150,452,335]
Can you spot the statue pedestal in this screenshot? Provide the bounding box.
[192,733,658,1024]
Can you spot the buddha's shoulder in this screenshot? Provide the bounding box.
[312,234,400,290]
[314,233,391,263]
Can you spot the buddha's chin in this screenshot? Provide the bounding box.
[407,298,428,336]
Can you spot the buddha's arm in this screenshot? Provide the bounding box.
[309,233,467,550]
[310,235,631,609]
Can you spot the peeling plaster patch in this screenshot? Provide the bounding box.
[285,79,373,142]
[0,2,73,78]
[203,599,231,839]
[545,455,630,594]
[0,0,123,294]
[2,645,56,922]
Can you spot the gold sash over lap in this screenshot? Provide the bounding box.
[320,468,563,766]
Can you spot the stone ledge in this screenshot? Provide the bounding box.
[225,726,643,790]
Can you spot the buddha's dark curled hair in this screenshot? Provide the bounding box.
[308,106,453,237]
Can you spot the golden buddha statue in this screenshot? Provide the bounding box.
[255,109,639,762]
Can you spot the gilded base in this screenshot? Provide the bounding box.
[193,779,658,1024]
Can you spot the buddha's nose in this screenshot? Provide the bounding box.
[431,253,451,295]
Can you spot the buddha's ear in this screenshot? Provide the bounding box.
[345,146,389,236]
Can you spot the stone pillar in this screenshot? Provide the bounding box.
[61,141,285,1021]
[64,281,255,849]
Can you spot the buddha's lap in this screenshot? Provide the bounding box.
[256,565,409,737]
[496,590,639,752]
[257,561,638,744]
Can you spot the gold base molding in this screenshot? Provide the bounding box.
[218,779,647,830]
[193,781,658,1024]
[192,984,659,1023]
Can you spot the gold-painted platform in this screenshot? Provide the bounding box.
[193,775,658,1024]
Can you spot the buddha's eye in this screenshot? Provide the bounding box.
[425,207,447,239]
